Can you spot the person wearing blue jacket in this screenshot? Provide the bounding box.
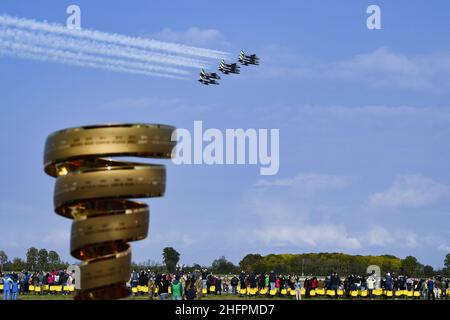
[3,274,12,300]
[12,277,19,300]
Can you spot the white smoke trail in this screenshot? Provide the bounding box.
[0,27,209,69]
[0,40,189,80]
[0,14,229,59]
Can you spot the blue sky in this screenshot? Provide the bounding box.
[0,0,449,269]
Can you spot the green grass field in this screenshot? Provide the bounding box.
[8,293,317,300]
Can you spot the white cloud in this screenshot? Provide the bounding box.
[256,45,450,91]
[438,244,450,252]
[243,172,360,250]
[330,47,450,90]
[366,226,420,248]
[368,175,450,209]
[249,224,361,250]
[146,229,196,247]
[367,226,396,246]
[255,173,351,195]
[156,27,229,48]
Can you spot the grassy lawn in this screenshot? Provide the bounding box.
[7,293,312,300]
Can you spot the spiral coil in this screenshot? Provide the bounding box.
[43,124,176,299]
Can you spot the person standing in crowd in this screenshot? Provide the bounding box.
[3,274,12,300]
[294,276,302,301]
[216,277,222,295]
[304,276,312,298]
[427,277,435,300]
[366,273,376,299]
[19,271,27,294]
[441,277,448,299]
[130,270,139,290]
[195,276,203,298]
[239,271,247,290]
[289,275,296,291]
[269,271,276,292]
[158,274,170,300]
[230,274,238,295]
[11,276,19,300]
[185,277,197,300]
[311,277,318,292]
[434,276,441,299]
[249,272,256,289]
[406,275,413,291]
[148,273,156,300]
[201,268,209,293]
[385,272,393,291]
[171,275,183,300]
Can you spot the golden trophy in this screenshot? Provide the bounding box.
[43,124,176,299]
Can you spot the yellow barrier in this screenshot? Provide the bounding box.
[373,289,383,296]
[260,288,268,295]
[360,290,368,297]
[395,290,402,297]
[281,289,287,295]
[131,287,138,293]
[337,289,344,296]
[300,288,306,295]
[290,290,296,296]
[29,285,35,291]
[309,290,316,296]
[269,289,277,295]
[240,288,247,294]
[327,290,336,296]
[202,288,207,294]
[386,290,393,297]
[350,290,358,297]
[316,288,325,295]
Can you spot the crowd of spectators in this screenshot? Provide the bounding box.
[2,268,448,300]
[128,268,449,300]
[1,270,75,300]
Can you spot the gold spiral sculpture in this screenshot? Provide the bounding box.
[43,124,176,300]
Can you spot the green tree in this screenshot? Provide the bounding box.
[423,265,434,276]
[401,256,420,276]
[26,247,39,271]
[48,250,61,269]
[239,254,263,272]
[445,253,450,269]
[0,250,7,271]
[12,258,26,271]
[211,256,239,274]
[38,248,49,271]
[162,247,180,273]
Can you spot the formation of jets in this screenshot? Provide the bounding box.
[198,50,259,85]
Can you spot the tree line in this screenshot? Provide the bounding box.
[0,248,69,272]
[2,247,449,278]
[133,248,450,277]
